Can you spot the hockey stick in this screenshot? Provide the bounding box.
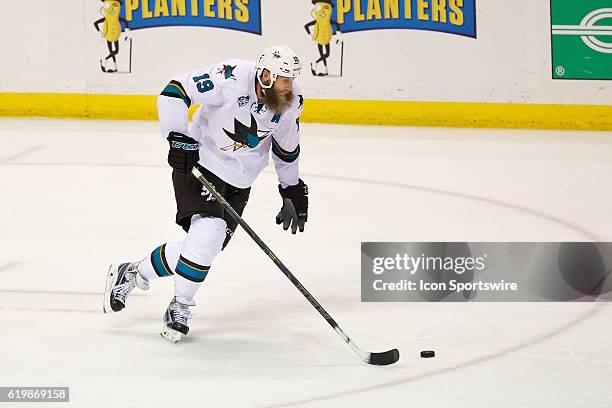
[192,167,399,365]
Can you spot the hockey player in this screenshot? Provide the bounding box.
[103,45,308,343]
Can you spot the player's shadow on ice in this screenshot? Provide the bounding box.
[104,327,363,367]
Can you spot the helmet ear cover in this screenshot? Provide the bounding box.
[256,68,277,90]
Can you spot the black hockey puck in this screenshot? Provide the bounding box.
[420,350,435,358]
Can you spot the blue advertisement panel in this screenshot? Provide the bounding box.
[322,0,477,38]
[120,0,262,34]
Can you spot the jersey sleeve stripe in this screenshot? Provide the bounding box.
[272,138,300,163]
[160,81,192,108]
[170,80,188,97]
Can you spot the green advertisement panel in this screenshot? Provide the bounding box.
[551,0,612,80]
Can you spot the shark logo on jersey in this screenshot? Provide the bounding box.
[217,64,237,80]
[237,95,250,107]
[221,113,270,151]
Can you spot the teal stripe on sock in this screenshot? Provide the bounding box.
[151,244,172,277]
[175,257,209,283]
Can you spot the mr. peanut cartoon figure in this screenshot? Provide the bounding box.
[94,0,130,73]
[304,0,341,76]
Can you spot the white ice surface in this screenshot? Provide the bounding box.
[0,118,611,408]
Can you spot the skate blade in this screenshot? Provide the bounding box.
[102,264,119,314]
[160,326,183,343]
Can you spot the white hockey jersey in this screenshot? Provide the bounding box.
[157,59,303,189]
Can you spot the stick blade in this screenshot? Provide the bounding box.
[366,348,400,366]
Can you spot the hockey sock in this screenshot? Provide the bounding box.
[138,241,182,280]
[173,216,226,300]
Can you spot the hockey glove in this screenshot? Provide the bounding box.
[167,132,200,174]
[276,179,308,234]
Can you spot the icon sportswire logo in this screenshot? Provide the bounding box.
[552,8,612,54]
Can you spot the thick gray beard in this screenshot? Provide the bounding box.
[262,87,294,113]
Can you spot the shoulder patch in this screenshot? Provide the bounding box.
[216,64,237,80]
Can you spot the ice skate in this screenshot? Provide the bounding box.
[103,261,149,314]
[160,296,195,343]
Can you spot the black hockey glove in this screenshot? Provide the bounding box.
[167,132,200,174]
[276,179,308,234]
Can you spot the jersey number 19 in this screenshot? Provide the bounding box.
[193,74,214,93]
